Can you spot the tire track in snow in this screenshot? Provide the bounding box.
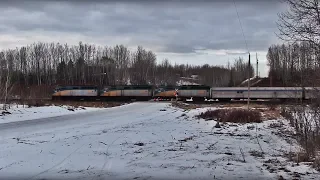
[92,106,179,180]
[2,103,175,180]
[28,143,86,180]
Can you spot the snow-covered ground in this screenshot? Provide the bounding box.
[0,104,104,124]
[0,102,319,180]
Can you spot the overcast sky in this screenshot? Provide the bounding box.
[0,0,286,77]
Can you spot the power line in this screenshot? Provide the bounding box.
[233,0,249,52]
[232,0,250,109]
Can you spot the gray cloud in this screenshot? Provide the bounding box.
[0,0,284,76]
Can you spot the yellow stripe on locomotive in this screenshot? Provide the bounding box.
[154,90,176,97]
[101,90,121,97]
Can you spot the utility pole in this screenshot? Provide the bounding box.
[256,52,258,78]
[248,53,251,110]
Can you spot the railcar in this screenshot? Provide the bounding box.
[304,87,320,100]
[51,84,320,102]
[211,87,304,101]
[52,85,99,100]
[100,85,153,101]
[178,85,211,101]
[153,85,177,101]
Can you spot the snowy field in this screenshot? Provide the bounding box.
[0,102,319,180]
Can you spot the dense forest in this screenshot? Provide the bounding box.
[0,42,253,99]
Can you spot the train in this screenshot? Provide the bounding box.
[51,85,320,102]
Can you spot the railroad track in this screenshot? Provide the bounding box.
[1,98,307,105]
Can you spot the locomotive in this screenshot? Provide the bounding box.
[52,85,211,101]
[52,85,320,102]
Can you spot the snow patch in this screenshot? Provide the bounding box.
[0,104,104,124]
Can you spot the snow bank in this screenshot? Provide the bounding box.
[0,104,104,124]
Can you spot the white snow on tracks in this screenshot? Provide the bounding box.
[0,102,319,180]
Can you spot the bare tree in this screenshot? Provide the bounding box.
[0,41,254,99]
[277,0,320,49]
[276,0,320,167]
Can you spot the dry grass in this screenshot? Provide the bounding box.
[171,102,203,110]
[293,151,311,163]
[261,109,282,120]
[313,157,320,171]
[171,102,279,122]
[281,104,320,171]
[221,103,272,109]
[172,102,281,120]
[196,108,262,123]
[171,101,280,110]
[195,109,226,121]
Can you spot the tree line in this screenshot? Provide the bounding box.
[269,0,320,87]
[267,42,320,87]
[0,42,253,98]
[270,0,320,162]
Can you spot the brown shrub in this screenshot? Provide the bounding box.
[293,151,311,163]
[171,102,201,110]
[196,109,227,121]
[281,104,320,169]
[226,109,262,123]
[196,108,262,123]
[280,106,293,120]
[313,157,320,171]
[26,99,47,107]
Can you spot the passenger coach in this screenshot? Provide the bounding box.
[211,87,304,101]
